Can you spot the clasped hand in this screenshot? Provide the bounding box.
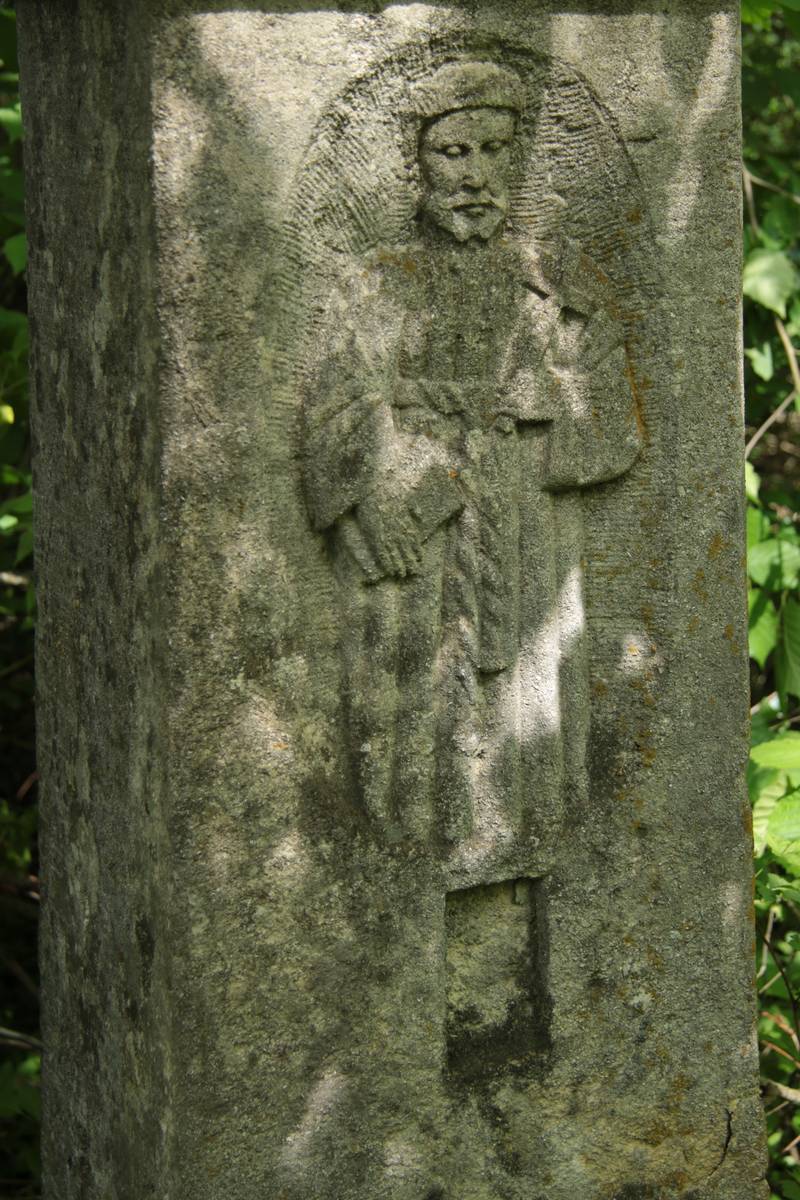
[355,493,426,580]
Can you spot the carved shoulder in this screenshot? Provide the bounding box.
[514,237,615,318]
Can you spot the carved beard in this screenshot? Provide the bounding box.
[419,190,508,242]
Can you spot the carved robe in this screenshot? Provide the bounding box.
[302,230,640,869]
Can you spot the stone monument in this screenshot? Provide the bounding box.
[19,3,767,1198]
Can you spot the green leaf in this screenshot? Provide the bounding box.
[14,526,32,566]
[781,597,800,698]
[0,307,28,334]
[745,341,774,381]
[755,867,776,904]
[747,505,769,550]
[767,872,800,903]
[743,249,800,317]
[0,103,22,145]
[742,0,778,27]
[752,732,800,769]
[1,492,32,516]
[752,694,782,744]
[0,465,26,486]
[763,195,800,247]
[753,773,785,855]
[0,512,17,532]
[768,789,800,843]
[745,461,762,505]
[4,231,26,275]
[749,587,779,667]
[787,296,800,341]
[748,538,800,588]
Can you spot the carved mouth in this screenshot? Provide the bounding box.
[455,203,496,216]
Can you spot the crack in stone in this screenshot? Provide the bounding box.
[707,1107,734,1180]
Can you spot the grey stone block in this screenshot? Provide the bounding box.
[18,2,767,1196]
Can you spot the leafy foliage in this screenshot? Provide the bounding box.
[744,6,800,1194]
[0,9,38,1198]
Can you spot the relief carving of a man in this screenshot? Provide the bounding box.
[302,61,641,865]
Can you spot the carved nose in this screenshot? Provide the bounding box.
[462,156,487,188]
[463,167,486,188]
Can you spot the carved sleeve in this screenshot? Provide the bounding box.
[541,250,643,491]
[301,262,465,573]
[301,275,398,532]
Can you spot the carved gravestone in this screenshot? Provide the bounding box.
[19,3,766,1198]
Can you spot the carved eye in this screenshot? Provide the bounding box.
[484,140,508,154]
[441,144,466,159]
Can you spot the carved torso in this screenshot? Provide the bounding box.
[301,228,641,869]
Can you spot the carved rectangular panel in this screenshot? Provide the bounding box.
[445,877,550,1086]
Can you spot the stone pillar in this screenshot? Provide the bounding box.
[19,3,766,1197]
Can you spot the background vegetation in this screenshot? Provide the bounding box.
[2,6,800,1197]
[743,3,800,1194]
[0,8,37,1197]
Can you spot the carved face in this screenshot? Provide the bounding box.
[418,107,516,242]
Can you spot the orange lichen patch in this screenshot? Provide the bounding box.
[626,207,642,224]
[691,569,708,602]
[596,562,628,581]
[373,248,417,274]
[630,676,657,708]
[646,945,665,970]
[687,615,700,633]
[668,1074,691,1108]
[642,1119,673,1144]
[592,679,608,697]
[448,468,459,479]
[624,351,651,445]
[723,624,742,655]
[271,741,289,751]
[587,255,612,286]
[708,531,727,560]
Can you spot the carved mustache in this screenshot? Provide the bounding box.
[447,194,507,213]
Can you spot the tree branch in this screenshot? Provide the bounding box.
[745,389,796,459]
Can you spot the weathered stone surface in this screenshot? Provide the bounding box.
[20,2,766,1197]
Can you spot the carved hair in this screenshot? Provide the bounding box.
[408,60,526,120]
